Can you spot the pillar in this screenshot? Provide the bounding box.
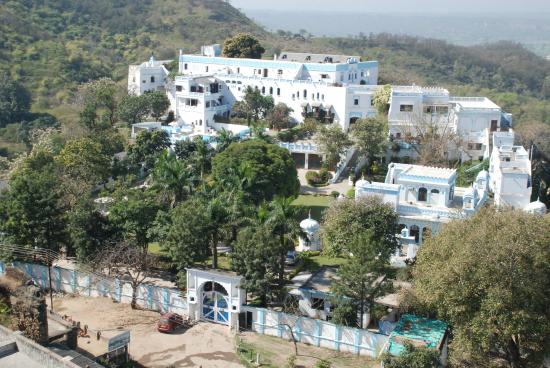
[304,153,309,170]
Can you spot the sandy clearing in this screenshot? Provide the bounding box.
[52,295,243,368]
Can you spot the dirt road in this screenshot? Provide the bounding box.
[52,295,243,368]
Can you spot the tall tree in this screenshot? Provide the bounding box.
[350,117,388,176]
[212,139,300,204]
[0,73,31,127]
[413,207,550,367]
[372,84,391,115]
[152,151,193,208]
[331,231,394,329]
[118,94,150,127]
[68,197,118,261]
[145,90,170,121]
[94,241,152,309]
[266,103,293,130]
[266,197,303,288]
[231,224,279,306]
[1,150,67,252]
[76,78,120,127]
[222,33,265,59]
[108,189,161,249]
[314,124,352,168]
[128,130,171,170]
[163,198,211,278]
[236,86,275,123]
[56,137,111,185]
[321,196,399,256]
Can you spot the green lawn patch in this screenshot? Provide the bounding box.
[148,242,165,255]
[292,195,333,221]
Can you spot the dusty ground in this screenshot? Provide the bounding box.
[239,331,379,368]
[51,295,243,368]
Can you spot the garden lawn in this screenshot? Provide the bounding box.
[292,195,333,221]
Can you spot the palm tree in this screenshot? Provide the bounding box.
[215,129,238,153]
[152,151,193,208]
[204,193,229,269]
[266,196,304,289]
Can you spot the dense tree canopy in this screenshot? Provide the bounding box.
[212,139,300,204]
[222,33,265,59]
[0,151,67,251]
[413,208,550,367]
[314,124,352,168]
[0,73,31,128]
[321,196,399,256]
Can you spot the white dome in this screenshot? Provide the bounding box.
[476,170,489,180]
[524,200,547,215]
[300,214,320,234]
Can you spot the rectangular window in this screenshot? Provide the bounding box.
[237,67,240,74]
[176,86,182,92]
[400,104,414,112]
[437,106,449,114]
[205,66,209,72]
[354,98,359,106]
[321,74,329,79]
[184,63,188,70]
[370,99,375,106]
[278,69,283,76]
[311,298,325,311]
[475,143,483,150]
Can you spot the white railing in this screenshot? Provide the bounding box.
[278,142,319,154]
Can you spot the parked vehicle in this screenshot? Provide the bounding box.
[157,312,184,333]
[285,250,297,265]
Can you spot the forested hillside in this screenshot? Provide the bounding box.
[1,0,549,128]
[0,0,266,107]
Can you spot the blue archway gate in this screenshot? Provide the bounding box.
[201,281,230,325]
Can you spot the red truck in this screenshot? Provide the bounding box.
[157,312,185,333]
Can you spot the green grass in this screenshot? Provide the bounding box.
[292,195,333,221]
[148,242,164,255]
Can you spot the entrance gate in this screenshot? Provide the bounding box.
[201,282,230,325]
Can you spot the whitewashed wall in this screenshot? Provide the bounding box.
[242,306,388,357]
[0,262,188,316]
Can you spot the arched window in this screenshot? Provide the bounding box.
[269,87,273,95]
[150,76,155,83]
[410,225,420,244]
[303,90,307,99]
[261,86,265,94]
[277,88,281,96]
[184,63,188,70]
[418,187,428,202]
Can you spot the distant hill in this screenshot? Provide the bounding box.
[0,0,549,127]
[0,0,266,108]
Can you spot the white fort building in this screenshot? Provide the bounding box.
[128,45,545,248]
[129,44,513,163]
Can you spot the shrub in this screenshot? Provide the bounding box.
[315,359,332,368]
[346,188,355,198]
[286,354,297,368]
[330,191,339,198]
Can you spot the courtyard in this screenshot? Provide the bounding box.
[51,295,243,368]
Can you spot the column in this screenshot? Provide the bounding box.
[304,153,309,170]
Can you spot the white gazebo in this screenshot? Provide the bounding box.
[297,212,321,252]
[186,268,245,329]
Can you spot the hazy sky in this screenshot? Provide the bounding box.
[229,0,550,13]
